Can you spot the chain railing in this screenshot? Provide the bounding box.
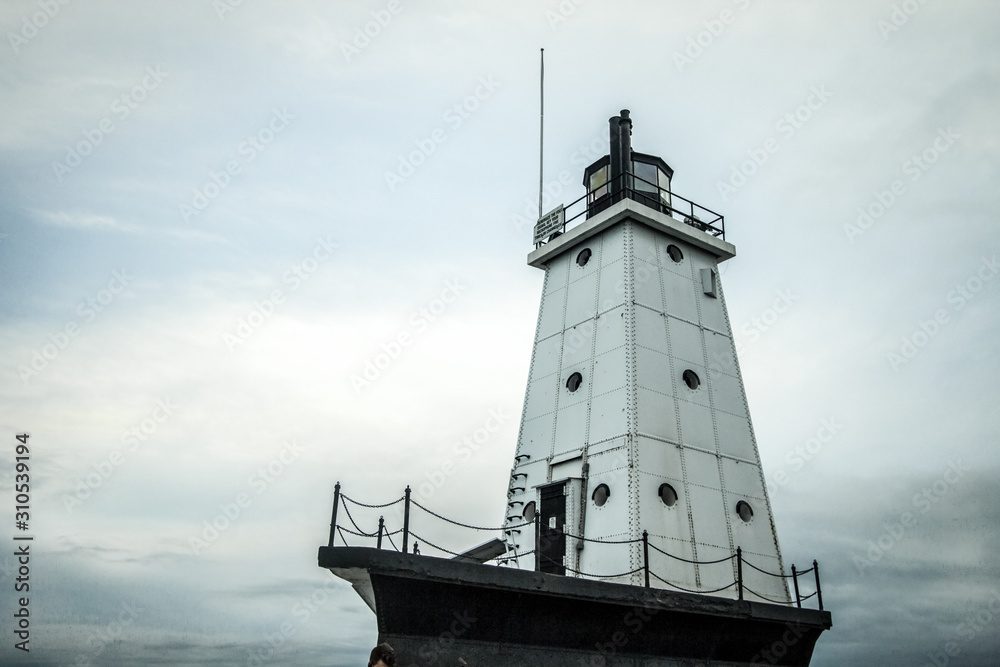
[324,482,824,611]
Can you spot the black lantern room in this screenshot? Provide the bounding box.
[583,109,675,218]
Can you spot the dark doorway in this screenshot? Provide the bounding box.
[537,482,567,575]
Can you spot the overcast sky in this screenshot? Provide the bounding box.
[1,1,998,665]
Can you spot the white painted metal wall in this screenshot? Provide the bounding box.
[503,209,789,604]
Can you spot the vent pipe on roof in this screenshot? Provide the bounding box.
[608,113,623,186]
[619,109,632,176]
[609,109,633,199]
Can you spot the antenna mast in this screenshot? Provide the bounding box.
[538,48,544,220]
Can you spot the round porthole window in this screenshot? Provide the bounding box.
[658,483,678,507]
[682,369,700,390]
[592,484,610,507]
[523,501,536,522]
[566,372,583,392]
[736,501,754,523]
[577,248,592,267]
[667,244,683,263]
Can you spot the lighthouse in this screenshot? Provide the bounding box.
[502,110,789,605]
[318,109,831,666]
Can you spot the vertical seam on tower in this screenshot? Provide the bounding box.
[718,277,791,601]
[549,258,571,475]
[583,243,601,462]
[624,221,640,584]
[694,257,739,587]
[659,232,700,588]
[577,239,601,577]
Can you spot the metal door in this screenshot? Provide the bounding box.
[537,482,567,575]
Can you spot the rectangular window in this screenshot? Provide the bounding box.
[633,161,658,193]
[588,166,609,203]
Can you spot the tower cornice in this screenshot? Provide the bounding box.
[528,198,736,270]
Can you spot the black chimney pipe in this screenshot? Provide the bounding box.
[609,109,633,203]
[618,110,632,169]
[608,114,623,192]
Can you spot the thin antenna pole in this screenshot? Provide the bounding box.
[538,48,544,220]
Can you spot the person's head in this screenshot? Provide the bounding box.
[368,642,396,667]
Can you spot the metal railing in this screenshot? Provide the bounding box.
[535,172,726,249]
[324,482,824,611]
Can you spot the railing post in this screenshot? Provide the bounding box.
[327,481,341,548]
[402,485,412,554]
[377,516,385,550]
[736,547,744,601]
[813,560,823,611]
[791,565,801,608]
[643,530,650,589]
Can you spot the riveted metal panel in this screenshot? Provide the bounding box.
[639,470,692,544]
[700,284,729,333]
[663,279,700,325]
[523,375,558,421]
[551,457,584,480]
[715,411,757,460]
[591,345,627,395]
[692,543,738,594]
[565,272,599,329]
[735,551,790,603]
[685,243,720,275]
[568,240,602,280]
[634,257,664,311]
[676,363,711,409]
[727,503,790,599]
[578,537,632,583]
[536,287,567,341]
[634,305,668,352]
[561,322,594,369]
[594,306,626,355]
[588,388,629,444]
[726,494,780,554]
[636,437,684,482]
[587,435,627,457]
[544,254,571,296]
[711,373,749,420]
[598,222,626,267]
[531,332,564,380]
[635,346,673,397]
[584,449,629,500]
[687,484,728,547]
[597,259,626,312]
[554,402,589,455]
[703,329,736,378]
[636,388,679,442]
[669,318,706,368]
[677,398,715,450]
[646,534,700,591]
[558,363,590,410]
[684,449,723,491]
[660,239,692,280]
[519,412,556,452]
[630,221,659,258]
[719,459,767,500]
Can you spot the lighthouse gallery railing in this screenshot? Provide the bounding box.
[324,482,824,612]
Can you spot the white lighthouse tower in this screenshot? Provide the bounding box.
[320,107,830,665]
[502,110,789,604]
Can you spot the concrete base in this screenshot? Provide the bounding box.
[319,547,831,666]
